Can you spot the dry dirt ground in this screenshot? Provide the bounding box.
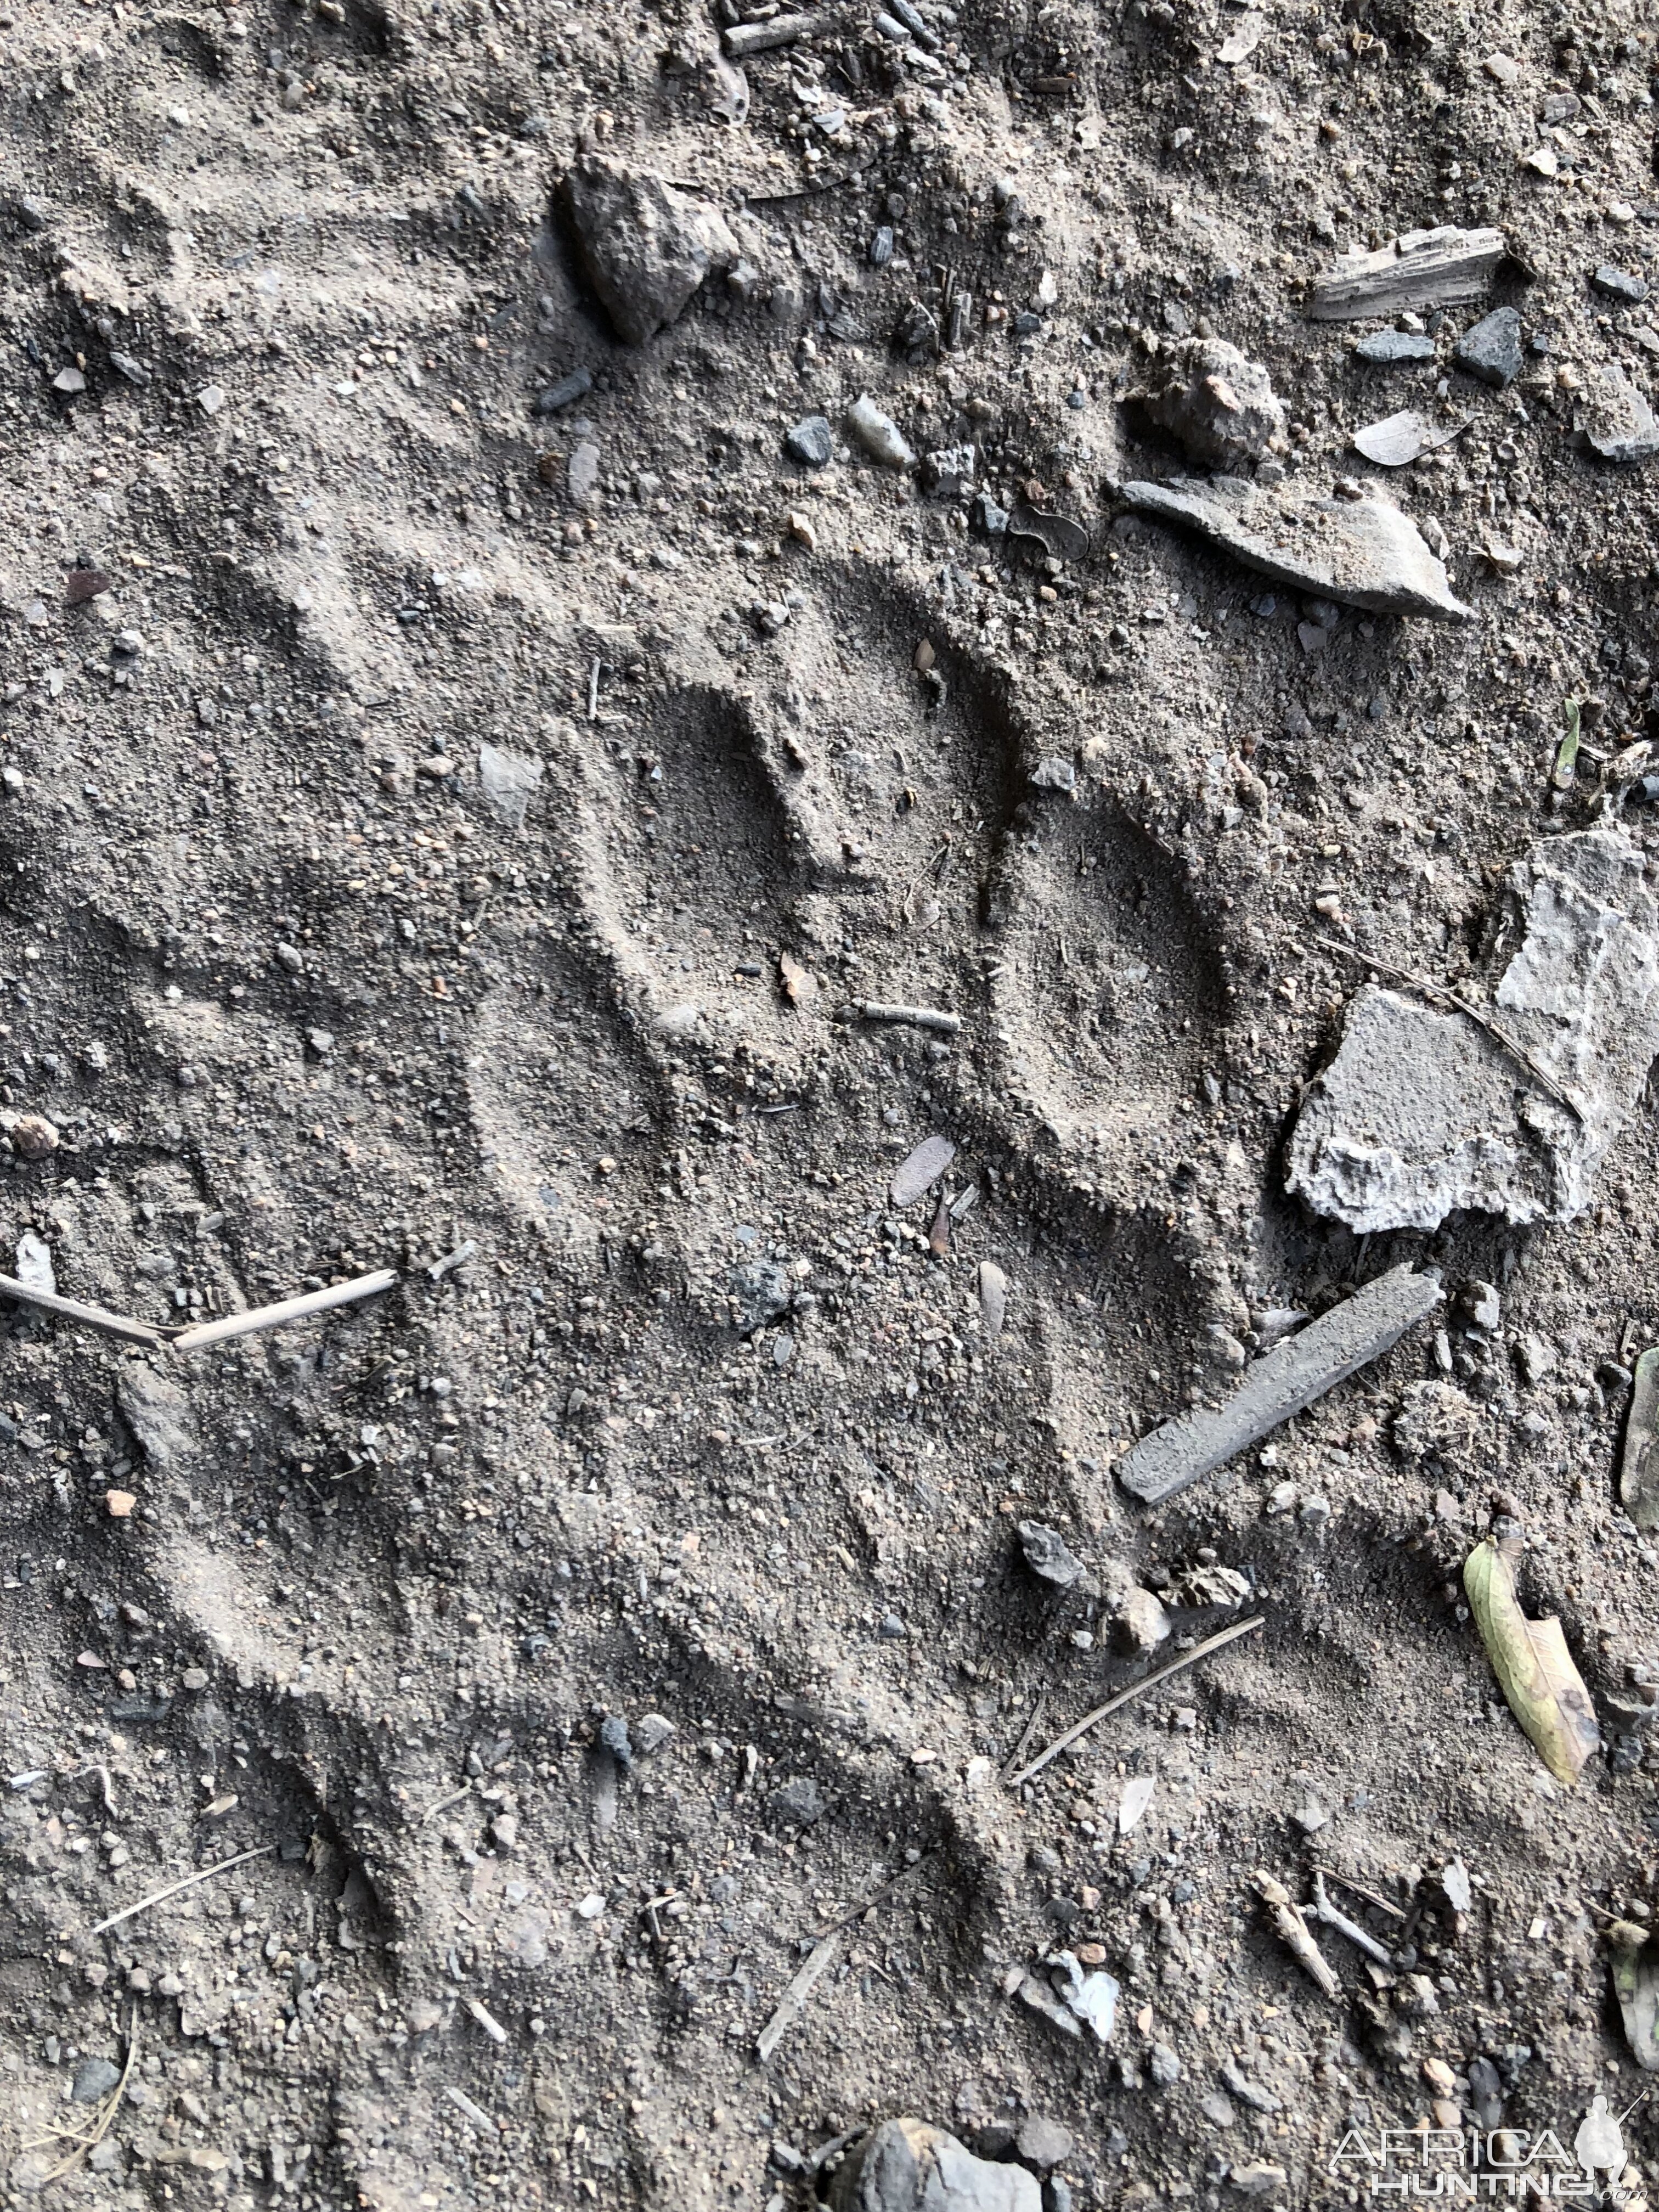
[7,0,1659,2204]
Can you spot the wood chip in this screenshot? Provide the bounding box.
[1116,1265,1442,1504]
[780,952,817,1006]
[1308,226,1508,320]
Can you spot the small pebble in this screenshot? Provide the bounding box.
[72,2056,121,2104]
[785,413,833,467]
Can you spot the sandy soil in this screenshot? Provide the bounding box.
[5,0,1659,2204]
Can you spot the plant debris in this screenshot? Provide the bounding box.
[1465,1519,1600,1787]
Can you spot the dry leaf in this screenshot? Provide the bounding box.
[1351,409,1467,468]
[1464,1529,1599,1786]
[778,953,816,1007]
[1609,1920,1659,2070]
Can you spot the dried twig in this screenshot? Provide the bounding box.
[1000,1687,1049,1782]
[1308,1870,1394,1967]
[22,2005,138,2180]
[1312,933,1585,1122]
[445,2084,499,2132]
[87,1843,275,1937]
[0,1273,168,1347]
[848,1001,962,1035]
[1005,1617,1263,1789]
[170,1268,398,1350]
[1256,1869,1340,1997]
[808,1848,936,1941]
[1323,1868,1408,1923]
[464,1995,508,2045]
[755,1930,843,2063]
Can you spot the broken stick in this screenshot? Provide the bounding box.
[1308,1870,1394,1968]
[1005,1616,1263,1789]
[0,1273,169,1348]
[169,1268,399,1351]
[88,1843,275,1937]
[1115,1264,1441,1506]
[849,1001,962,1035]
[1306,226,1508,320]
[1255,1870,1340,1997]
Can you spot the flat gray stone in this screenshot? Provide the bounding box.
[562,157,737,345]
[729,1258,792,1335]
[477,742,544,829]
[1288,829,1659,1231]
[1454,306,1522,388]
[770,1776,825,1824]
[1017,1519,1087,1588]
[1578,367,1659,463]
[831,2120,1041,2212]
[1013,2118,1074,2171]
[118,1363,195,1472]
[1119,476,1470,620]
[890,1134,955,1207]
[1593,264,1650,304]
[785,414,833,466]
[72,2056,121,2103]
[1354,329,1436,364]
[1116,1265,1441,1505]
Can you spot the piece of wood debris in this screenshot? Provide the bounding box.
[463,1995,509,2045]
[1255,1870,1340,1997]
[0,1272,170,1348]
[445,2085,500,2132]
[849,1000,962,1034]
[722,8,831,56]
[171,1269,399,1350]
[1115,1265,1441,1505]
[756,1929,843,2063]
[1308,1871,1394,1966]
[426,1240,477,1282]
[780,952,817,1007]
[1005,1616,1263,1787]
[1308,226,1509,320]
[1621,1346,1659,1529]
[88,1844,276,1937]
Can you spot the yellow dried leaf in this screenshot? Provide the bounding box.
[1608,1921,1659,2071]
[1464,1532,1599,1787]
